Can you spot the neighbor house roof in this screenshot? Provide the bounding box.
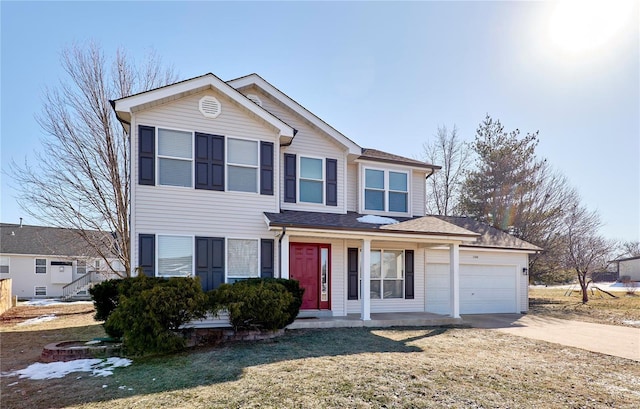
[434,216,542,252]
[0,223,110,257]
[264,210,478,239]
[358,148,440,170]
[612,255,640,263]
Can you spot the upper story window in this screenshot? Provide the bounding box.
[227,138,259,193]
[35,258,47,274]
[157,235,193,277]
[0,256,9,274]
[299,157,324,204]
[158,128,193,187]
[364,168,408,213]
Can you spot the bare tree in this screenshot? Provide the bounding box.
[10,42,177,277]
[562,203,616,303]
[423,125,470,215]
[619,241,640,258]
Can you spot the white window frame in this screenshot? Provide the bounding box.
[35,258,47,274]
[35,286,47,296]
[298,155,325,204]
[226,237,260,282]
[76,260,87,275]
[156,234,194,278]
[0,256,9,274]
[369,249,405,300]
[226,136,260,194]
[156,127,194,188]
[362,166,410,215]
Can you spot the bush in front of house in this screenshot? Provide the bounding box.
[89,278,122,322]
[103,276,208,355]
[209,279,299,331]
[241,278,305,326]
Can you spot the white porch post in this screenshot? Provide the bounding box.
[280,233,290,279]
[361,238,371,320]
[449,243,460,318]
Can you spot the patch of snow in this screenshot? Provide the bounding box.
[85,340,101,345]
[17,314,58,326]
[357,215,399,225]
[7,381,18,387]
[1,358,132,380]
[21,299,93,307]
[622,320,640,326]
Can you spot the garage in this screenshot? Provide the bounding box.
[460,264,518,314]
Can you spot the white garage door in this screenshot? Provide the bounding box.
[460,264,517,314]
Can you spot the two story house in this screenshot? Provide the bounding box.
[112,73,539,321]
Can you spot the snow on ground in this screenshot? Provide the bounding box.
[21,299,93,306]
[16,314,58,326]
[531,282,635,293]
[357,215,399,225]
[1,358,132,380]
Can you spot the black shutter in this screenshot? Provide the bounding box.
[138,125,155,185]
[284,153,296,203]
[138,234,155,277]
[347,248,359,300]
[195,133,225,191]
[405,250,414,299]
[196,237,225,292]
[261,239,274,278]
[326,158,337,206]
[260,142,274,196]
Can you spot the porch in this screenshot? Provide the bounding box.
[287,311,463,329]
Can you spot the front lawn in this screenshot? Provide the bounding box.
[2,302,639,408]
[529,286,640,326]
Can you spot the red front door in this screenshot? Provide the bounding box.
[290,243,330,310]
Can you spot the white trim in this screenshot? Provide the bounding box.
[361,165,410,216]
[267,226,476,244]
[35,258,47,274]
[228,74,361,155]
[449,243,460,319]
[114,74,295,138]
[368,248,405,300]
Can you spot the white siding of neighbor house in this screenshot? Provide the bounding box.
[288,237,346,316]
[240,88,348,214]
[412,170,427,217]
[131,89,281,271]
[619,258,640,281]
[345,240,426,314]
[346,163,358,212]
[425,248,529,314]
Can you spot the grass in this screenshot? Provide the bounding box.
[529,286,640,326]
[2,301,640,408]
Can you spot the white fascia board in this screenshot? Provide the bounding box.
[228,75,362,155]
[114,74,294,138]
[265,226,475,244]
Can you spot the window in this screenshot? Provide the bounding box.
[35,286,47,296]
[35,258,47,274]
[157,128,193,187]
[364,169,408,213]
[157,235,193,277]
[0,256,9,274]
[76,260,86,275]
[227,239,259,281]
[370,250,404,299]
[227,138,258,192]
[299,157,324,203]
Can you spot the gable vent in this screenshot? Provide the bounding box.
[246,94,262,107]
[199,96,221,119]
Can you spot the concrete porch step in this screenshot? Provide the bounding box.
[287,312,462,330]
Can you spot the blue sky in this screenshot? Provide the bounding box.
[1,1,638,242]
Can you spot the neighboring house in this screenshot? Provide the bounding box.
[0,223,121,299]
[615,256,640,281]
[112,73,541,319]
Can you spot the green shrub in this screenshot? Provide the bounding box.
[89,279,122,322]
[104,276,208,355]
[209,280,296,331]
[242,278,304,326]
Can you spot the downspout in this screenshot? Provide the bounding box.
[424,168,436,215]
[278,227,287,278]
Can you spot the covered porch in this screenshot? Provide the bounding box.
[288,311,463,329]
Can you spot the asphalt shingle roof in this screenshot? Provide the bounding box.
[434,216,542,251]
[359,149,440,170]
[0,223,110,257]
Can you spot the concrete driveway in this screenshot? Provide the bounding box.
[462,314,640,362]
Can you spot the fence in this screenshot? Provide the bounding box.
[0,278,13,315]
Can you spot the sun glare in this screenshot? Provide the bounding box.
[548,0,635,54]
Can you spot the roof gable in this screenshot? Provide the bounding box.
[227,74,362,155]
[359,148,440,171]
[112,73,295,139]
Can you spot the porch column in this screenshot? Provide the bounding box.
[449,243,460,318]
[361,238,371,321]
[280,233,290,279]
